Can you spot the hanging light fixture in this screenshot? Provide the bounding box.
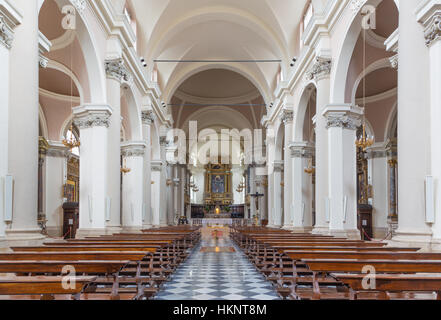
[355,26,374,153]
[62,125,81,150]
[355,122,374,152]
[120,158,131,174]
[304,158,315,175]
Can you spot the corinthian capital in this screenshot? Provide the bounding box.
[280,109,294,124]
[105,58,132,83]
[0,15,14,49]
[306,56,332,81]
[141,110,155,125]
[424,14,441,46]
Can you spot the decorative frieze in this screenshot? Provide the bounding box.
[0,15,13,49]
[141,110,154,125]
[349,0,367,16]
[423,14,441,46]
[70,0,86,15]
[290,144,315,159]
[121,142,146,157]
[326,113,361,130]
[151,160,164,172]
[273,160,284,172]
[389,54,398,70]
[73,105,113,129]
[280,109,294,124]
[105,58,132,83]
[306,57,332,81]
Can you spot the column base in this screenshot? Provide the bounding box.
[142,224,153,230]
[121,226,143,233]
[46,226,63,238]
[329,229,361,240]
[5,229,46,246]
[0,237,8,250]
[75,228,107,239]
[291,226,313,233]
[105,226,122,235]
[390,229,433,247]
[312,226,329,234]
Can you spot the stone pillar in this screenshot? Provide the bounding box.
[105,57,131,233]
[141,110,154,228]
[180,166,186,219]
[280,109,294,228]
[45,143,69,237]
[0,1,21,245]
[417,1,441,240]
[151,160,163,227]
[266,135,275,227]
[323,105,362,239]
[308,57,332,234]
[74,105,113,237]
[249,165,257,219]
[159,137,168,226]
[290,142,315,232]
[173,165,180,224]
[121,141,146,232]
[5,0,45,244]
[393,0,432,243]
[273,161,284,228]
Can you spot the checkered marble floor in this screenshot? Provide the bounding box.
[155,236,280,300]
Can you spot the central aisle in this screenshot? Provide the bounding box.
[156,226,280,300]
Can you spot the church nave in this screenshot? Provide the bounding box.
[156,227,279,301]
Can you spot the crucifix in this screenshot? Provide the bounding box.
[250,192,264,225]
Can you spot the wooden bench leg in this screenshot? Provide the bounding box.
[312,271,321,300]
[110,272,120,301]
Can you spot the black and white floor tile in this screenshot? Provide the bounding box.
[155,235,280,300]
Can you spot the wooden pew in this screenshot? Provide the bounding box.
[331,273,441,300]
[0,276,96,300]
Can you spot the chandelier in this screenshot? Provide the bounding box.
[355,122,374,152]
[120,158,131,174]
[236,181,245,193]
[62,124,81,150]
[304,158,315,175]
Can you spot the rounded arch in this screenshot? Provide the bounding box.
[164,63,271,104]
[121,84,143,141]
[384,101,398,141]
[39,104,49,139]
[350,58,392,104]
[331,0,383,103]
[46,60,85,104]
[294,82,317,141]
[150,120,161,160]
[179,106,254,134]
[274,119,285,161]
[147,6,289,73]
[49,0,106,103]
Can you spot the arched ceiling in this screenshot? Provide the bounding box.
[177,69,259,100]
[130,0,308,103]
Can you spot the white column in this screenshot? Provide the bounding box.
[266,136,275,227]
[141,110,154,228]
[309,57,331,234]
[324,105,362,239]
[173,165,180,224]
[159,138,168,226]
[121,141,146,232]
[249,166,256,219]
[0,1,21,245]
[417,2,441,240]
[45,143,69,237]
[281,109,294,228]
[290,142,315,232]
[273,161,283,228]
[393,0,432,242]
[151,160,163,227]
[105,57,131,233]
[6,0,45,244]
[74,105,112,237]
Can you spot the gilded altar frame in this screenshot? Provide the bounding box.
[204,163,233,205]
